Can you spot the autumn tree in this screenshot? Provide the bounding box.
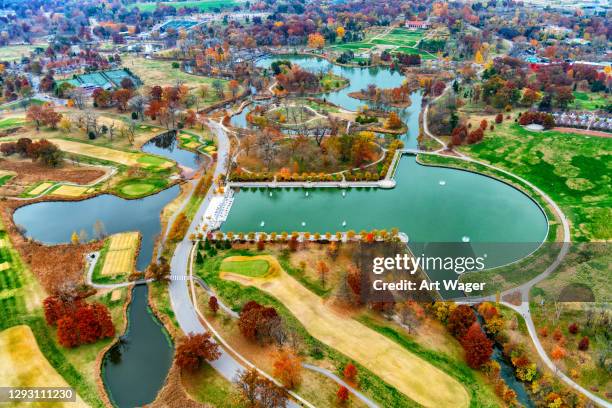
[385,111,402,129]
[208,296,219,314]
[307,33,325,49]
[26,105,44,130]
[272,348,302,389]
[578,336,589,351]
[175,332,221,372]
[316,261,329,288]
[343,363,357,383]
[462,322,493,368]
[235,368,288,408]
[337,386,349,403]
[448,304,476,338]
[238,301,284,345]
[146,256,171,282]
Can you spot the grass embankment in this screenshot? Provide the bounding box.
[358,316,501,408]
[196,248,468,408]
[529,244,611,398]
[458,122,611,241]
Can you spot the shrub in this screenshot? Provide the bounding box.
[578,336,589,351]
[568,322,579,335]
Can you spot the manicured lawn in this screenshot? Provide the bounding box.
[328,27,431,59]
[459,122,612,241]
[570,91,609,111]
[128,0,239,12]
[115,177,169,198]
[219,257,270,277]
[0,44,40,61]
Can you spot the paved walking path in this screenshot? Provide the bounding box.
[423,93,610,407]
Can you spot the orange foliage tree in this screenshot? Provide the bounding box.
[307,33,325,49]
[272,348,302,389]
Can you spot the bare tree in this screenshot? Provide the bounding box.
[257,129,279,170]
[68,88,87,110]
[311,126,330,147]
[128,95,146,120]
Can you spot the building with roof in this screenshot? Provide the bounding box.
[405,20,431,30]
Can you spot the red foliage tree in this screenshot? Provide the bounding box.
[568,322,579,335]
[175,332,221,372]
[75,304,102,344]
[495,113,503,124]
[57,316,80,348]
[448,305,476,339]
[238,301,281,344]
[578,336,589,351]
[343,363,357,383]
[208,296,219,314]
[462,322,493,368]
[337,386,349,403]
[467,128,484,144]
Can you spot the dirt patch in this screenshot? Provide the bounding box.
[552,127,612,138]
[0,159,106,184]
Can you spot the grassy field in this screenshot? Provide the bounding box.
[53,138,173,170]
[0,117,28,128]
[220,256,271,278]
[570,91,609,111]
[128,0,239,12]
[100,232,140,277]
[459,122,612,241]
[121,56,237,104]
[182,362,246,408]
[220,255,469,408]
[0,325,88,407]
[52,185,90,197]
[328,27,435,60]
[358,316,501,408]
[0,44,40,61]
